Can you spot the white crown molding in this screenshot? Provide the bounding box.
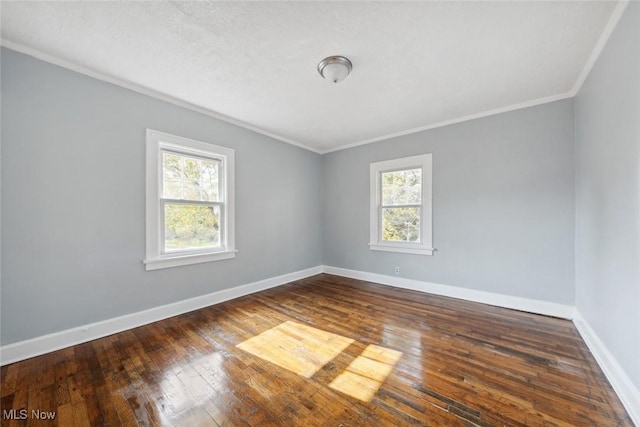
[321,0,629,154]
[573,310,640,425]
[2,0,629,157]
[3,9,627,159]
[0,265,322,366]
[321,265,574,319]
[0,39,322,155]
[319,92,574,154]
[570,0,630,97]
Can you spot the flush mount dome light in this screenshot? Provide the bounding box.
[318,56,352,84]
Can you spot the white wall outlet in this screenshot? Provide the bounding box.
[394,266,400,275]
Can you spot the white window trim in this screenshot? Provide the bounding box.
[369,153,434,256]
[144,129,235,271]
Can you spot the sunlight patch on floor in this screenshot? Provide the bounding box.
[236,320,354,378]
[329,344,403,402]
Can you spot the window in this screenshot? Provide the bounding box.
[144,129,235,270]
[369,154,433,255]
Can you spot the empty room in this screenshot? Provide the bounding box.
[1,1,638,426]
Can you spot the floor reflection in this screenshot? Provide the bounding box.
[158,351,227,423]
[383,323,423,383]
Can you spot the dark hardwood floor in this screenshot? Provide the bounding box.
[0,274,633,426]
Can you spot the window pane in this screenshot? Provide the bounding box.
[162,152,219,202]
[381,168,421,205]
[164,204,221,251]
[382,207,420,242]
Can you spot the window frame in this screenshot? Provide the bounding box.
[144,129,235,271]
[369,153,434,256]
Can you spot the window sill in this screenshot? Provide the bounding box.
[369,243,434,256]
[143,250,236,271]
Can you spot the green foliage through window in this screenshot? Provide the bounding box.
[381,168,422,242]
[383,207,420,242]
[161,150,222,251]
[164,204,220,250]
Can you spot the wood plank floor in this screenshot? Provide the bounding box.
[0,274,633,426]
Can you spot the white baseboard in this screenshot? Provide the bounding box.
[573,311,640,425]
[0,266,322,366]
[322,265,638,424]
[321,265,574,319]
[3,264,637,425]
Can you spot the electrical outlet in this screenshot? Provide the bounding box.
[394,266,400,275]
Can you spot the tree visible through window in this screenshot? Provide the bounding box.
[162,151,221,251]
[145,129,235,271]
[381,168,422,242]
[369,154,433,256]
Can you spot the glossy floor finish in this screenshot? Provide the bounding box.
[0,274,633,426]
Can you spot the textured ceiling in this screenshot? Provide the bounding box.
[0,1,624,153]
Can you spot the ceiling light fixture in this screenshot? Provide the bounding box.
[318,56,352,84]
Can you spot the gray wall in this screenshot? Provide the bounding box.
[323,100,575,304]
[575,2,640,389]
[3,11,637,402]
[1,48,323,345]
